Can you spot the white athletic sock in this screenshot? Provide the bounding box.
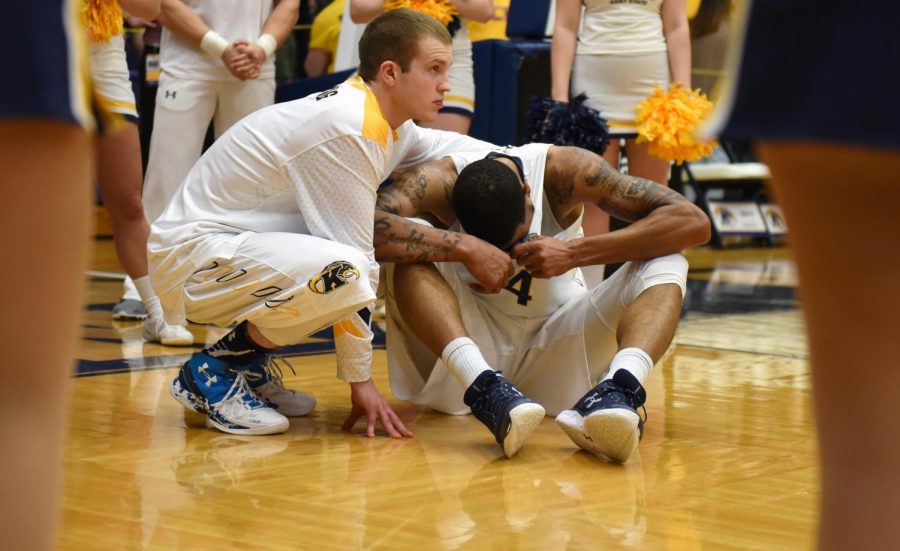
[122,274,140,301]
[441,337,493,388]
[603,347,653,385]
[133,276,165,319]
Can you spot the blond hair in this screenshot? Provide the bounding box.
[358,8,452,82]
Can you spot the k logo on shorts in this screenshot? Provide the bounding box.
[308,261,360,294]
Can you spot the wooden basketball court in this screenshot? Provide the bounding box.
[60,239,816,549]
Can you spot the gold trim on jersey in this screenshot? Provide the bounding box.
[333,318,365,338]
[347,76,396,149]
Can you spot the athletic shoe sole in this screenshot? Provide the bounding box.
[583,409,641,463]
[555,409,606,457]
[502,402,546,458]
[206,411,289,436]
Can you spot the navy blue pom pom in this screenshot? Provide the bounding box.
[524,93,610,155]
[447,16,461,37]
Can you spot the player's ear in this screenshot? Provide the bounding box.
[523,180,531,195]
[379,60,399,86]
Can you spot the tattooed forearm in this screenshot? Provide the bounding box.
[402,172,428,208]
[548,147,689,222]
[600,176,687,221]
[375,167,430,217]
[375,187,403,215]
[374,211,464,263]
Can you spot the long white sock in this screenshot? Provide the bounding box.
[122,274,140,301]
[603,347,653,385]
[133,276,165,319]
[441,337,493,388]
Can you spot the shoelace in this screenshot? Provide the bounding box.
[221,372,266,410]
[232,355,296,387]
[262,355,296,387]
[477,375,523,417]
[585,383,648,424]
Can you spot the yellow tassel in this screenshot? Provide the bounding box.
[635,83,718,164]
[83,0,124,43]
[384,0,458,27]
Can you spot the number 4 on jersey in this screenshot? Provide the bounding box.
[504,270,533,306]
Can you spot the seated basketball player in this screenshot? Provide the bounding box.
[374,144,710,461]
[151,9,493,437]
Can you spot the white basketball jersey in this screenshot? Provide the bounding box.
[449,144,588,318]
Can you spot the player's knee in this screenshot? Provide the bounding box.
[634,253,689,297]
[118,195,146,223]
[105,192,145,224]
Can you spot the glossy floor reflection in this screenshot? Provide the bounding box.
[60,242,815,550]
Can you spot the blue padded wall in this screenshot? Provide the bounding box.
[470,39,551,147]
[506,0,553,38]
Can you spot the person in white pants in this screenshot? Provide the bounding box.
[115,0,299,320]
[152,9,494,436]
[373,143,710,461]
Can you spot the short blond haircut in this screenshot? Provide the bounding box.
[357,8,452,82]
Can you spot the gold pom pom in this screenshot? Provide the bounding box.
[635,83,718,164]
[83,0,124,43]
[384,0,458,27]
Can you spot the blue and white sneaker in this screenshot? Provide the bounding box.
[463,371,545,458]
[555,369,647,463]
[170,352,288,435]
[242,355,316,417]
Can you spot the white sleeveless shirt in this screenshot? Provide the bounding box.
[576,0,667,56]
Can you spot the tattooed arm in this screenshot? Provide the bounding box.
[512,146,710,277]
[374,158,516,293]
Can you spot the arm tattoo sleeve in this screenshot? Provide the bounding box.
[373,210,464,263]
[554,148,687,222]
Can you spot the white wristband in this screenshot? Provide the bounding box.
[200,30,229,59]
[255,33,277,58]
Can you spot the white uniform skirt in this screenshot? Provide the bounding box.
[572,51,670,136]
[442,29,475,116]
[89,34,138,119]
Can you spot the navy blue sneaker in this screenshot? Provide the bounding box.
[556,369,647,463]
[170,352,288,435]
[463,371,545,458]
[242,356,316,417]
